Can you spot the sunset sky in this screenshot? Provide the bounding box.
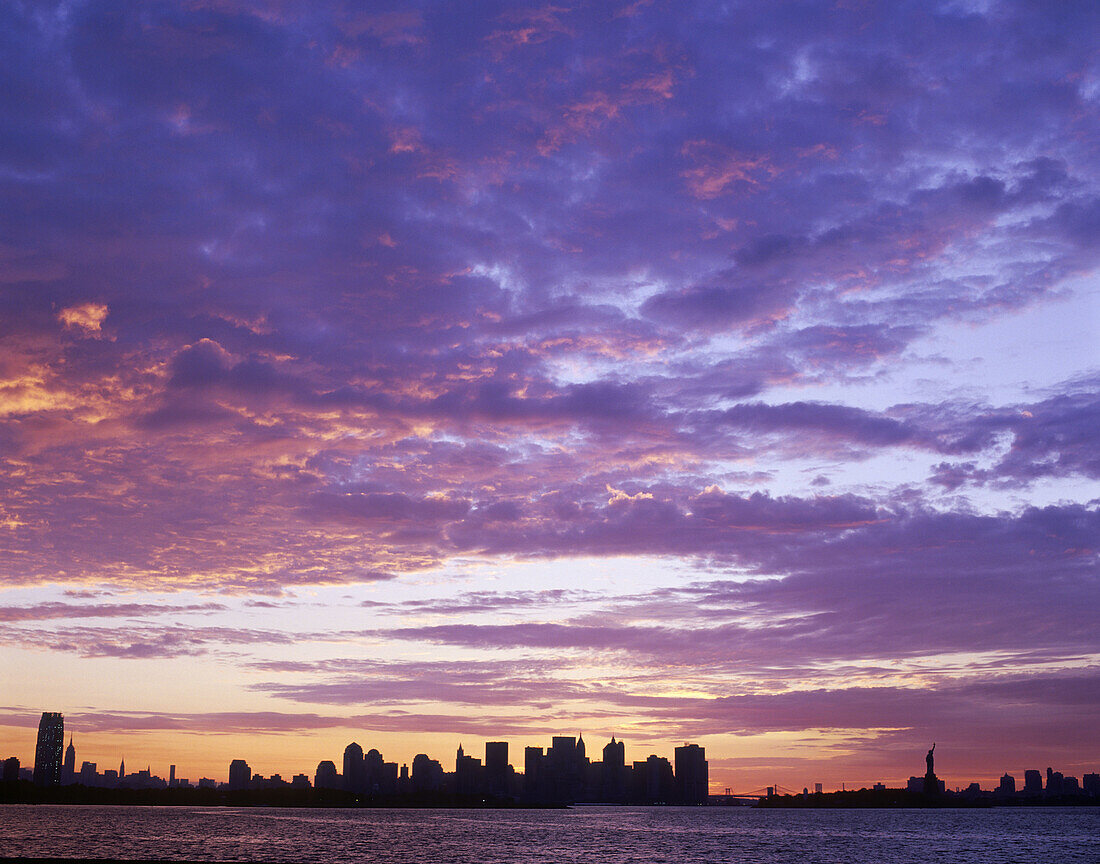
[1,0,1098,793]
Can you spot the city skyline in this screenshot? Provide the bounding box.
[1,0,1098,797]
[6,710,1099,800]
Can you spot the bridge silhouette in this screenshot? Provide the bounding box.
[717,784,802,800]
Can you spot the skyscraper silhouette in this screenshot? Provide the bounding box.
[602,737,626,802]
[314,760,339,790]
[485,742,509,797]
[62,736,76,785]
[455,743,481,796]
[674,743,709,804]
[365,748,384,794]
[32,712,64,786]
[228,759,251,791]
[343,742,365,793]
[411,753,444,793]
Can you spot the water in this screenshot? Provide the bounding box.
[0,805,1097,863]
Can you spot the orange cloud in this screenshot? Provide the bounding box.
[58,302,110,337]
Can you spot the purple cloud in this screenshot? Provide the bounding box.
[0,0,1096,783]
[0,601,225,622]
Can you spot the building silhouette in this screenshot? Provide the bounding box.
[343,742,365,793]
[62,737,76,785]
[455,743,481,796]
[227,759,251,791]
[601,737,626,802]
[632,755,675,803]
[516,734,710,805]
[314,760,340,790]
[548,736,586,802]
[380,758,399,795]
[675,743,709,804]
[32,712,64,786]
[484,742,509,797]
[411,753,444,793]
[364,747,385,794]
[523,746,545,801]
[9,714,1100,807]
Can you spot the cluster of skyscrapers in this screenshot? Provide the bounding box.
[14,712,1099,805]
[522,736,709,805]
[237,735,709,805]
[9,712,708,805]
[3,712,218,790]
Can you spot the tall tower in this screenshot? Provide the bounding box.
[33,712,65,786]
[484,742,509,796]
[674,743,709,805]
[602,736,626,802]
[62,736,76,784]
[342,742,365,793]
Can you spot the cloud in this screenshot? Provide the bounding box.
[0,707,570,737]
[57,302,109,337]
[0,0,1096,778]
[359,588,600,615]
[640,283,794,333]
[1,625,301,659]
[251,657,594,708]
[390,498,1099,671]
[0,601,225,623]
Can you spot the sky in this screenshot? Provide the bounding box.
[0,0,1098,794]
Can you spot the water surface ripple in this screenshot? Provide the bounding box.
[1,804,1097,863]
